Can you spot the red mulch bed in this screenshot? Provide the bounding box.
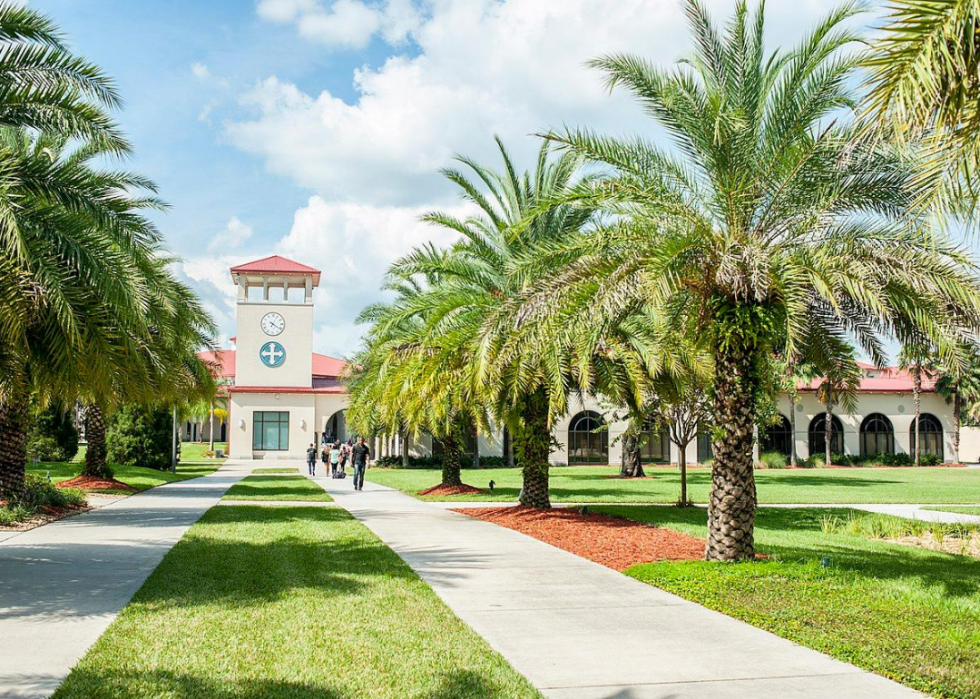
[453,506,705,570]
[419,483,487,497]
[57,475,138,492]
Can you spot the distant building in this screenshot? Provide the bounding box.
[195,255,974,464]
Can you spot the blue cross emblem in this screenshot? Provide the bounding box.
[259,341,286,368]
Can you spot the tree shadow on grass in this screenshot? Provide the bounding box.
[600,505,980,600]
[54,667,522,699]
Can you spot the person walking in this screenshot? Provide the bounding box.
[306,443,317,476]
[321,444,330,475]
[329,441,341,477]
[340,439,351,473]
[352,436,371,491]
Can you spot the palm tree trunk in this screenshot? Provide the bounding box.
[515,389,551,509]
[83,403,112,479]
[953,391,962,463]
[620,421,645,478]
[504,427,515,468]
[789,399,798,468]
[440,433,463,486]
[913,367,922,466]
[706,338,757,562]
[401,429,410,469]
[0,396,29,500]
[209,400,215,452]
[824,396,832,466]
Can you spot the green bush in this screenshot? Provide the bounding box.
[27,405,78,462]
[919,453,942,466]
[21,473,85,509]
[107,404,173,471]
[758,451,788,469]
[876,452,913,467]
[375,454,515,469]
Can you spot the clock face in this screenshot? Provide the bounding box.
[261,312,285,336]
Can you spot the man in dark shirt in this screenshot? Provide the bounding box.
[351,437,371,491]
[306,443,317,476]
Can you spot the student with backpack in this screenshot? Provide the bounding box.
[306,443,317,476]
[330,442,342,477]
[351,437,371,491]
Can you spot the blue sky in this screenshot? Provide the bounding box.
[33,0,887,358]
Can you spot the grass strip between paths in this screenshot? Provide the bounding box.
[52,505,538,698]
[253,467,300,474]
[222,475,333,502]
[29,461,220,494]
[366,465,980,505]
[591,505,980,699]
[923,505,980,516]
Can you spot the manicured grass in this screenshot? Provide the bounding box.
[180,441,228,462]
[222,475,332,502]
[924,506,980,516]
[590,505,980,699]
[366,465,980,504]
[52,505,538,698]
[29,461,220,494]
[253,467,300,474]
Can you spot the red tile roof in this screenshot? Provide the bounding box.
[197,349,348,382]
[798,366,935,393]
[228,385,347,394]
[230,255,321,285]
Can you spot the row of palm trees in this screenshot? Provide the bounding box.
[348,0,980,561]
[0,5,215,498]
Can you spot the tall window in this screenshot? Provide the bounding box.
[910,414,944,460]
[697,426,713,463]
[640,421,670,463]
[253,411,289,451]
[860,413,894,457]
[808,414,844,456]
[567,411,608,464]
[760,415,792,456]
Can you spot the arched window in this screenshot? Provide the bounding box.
[860,413,894,457]
[640,421,670,464]
[567,411,608,464]
[910,414,944,461]
[808,414,844,457]
[760,415,792,456]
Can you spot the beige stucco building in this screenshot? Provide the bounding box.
[200,255,973,465]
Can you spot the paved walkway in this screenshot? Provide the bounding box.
[0,461,251,699]
[314,473,920,698]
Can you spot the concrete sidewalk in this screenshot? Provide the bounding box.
[315,474,920,698]
[0,461,251,699]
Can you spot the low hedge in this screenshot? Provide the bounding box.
[374,454,514,469]
[0,474,86,525]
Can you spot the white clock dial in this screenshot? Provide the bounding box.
[261,312,285,336]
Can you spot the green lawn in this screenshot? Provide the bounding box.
[52,505,538,698]
[29,460,220,494]
[223,475,332,502]
[366,465,980,504]
[924,506,980,516]
[253,467,300,474]
[180,441,228,462]
[590,505,980,699]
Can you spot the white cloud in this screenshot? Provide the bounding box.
[191,62,211,80]
[219,0,875,354]
[208,216,254,252]
[256,0,420,49]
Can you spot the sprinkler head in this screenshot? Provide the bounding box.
[820,557,831,568]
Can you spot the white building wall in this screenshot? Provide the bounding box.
[229,392,316,460]
[235,301,313,388]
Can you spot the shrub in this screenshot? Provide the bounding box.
[876,452,913,467]
[21,473,85,509]
[107,404,173,470]
[919,453,942,466]
[27,405,78,462]
[830,452,854,466]
[758,451,788,469]
[375,454,516,469]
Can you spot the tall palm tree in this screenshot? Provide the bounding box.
[864,0,980,214]
[508,0,980,559]
[388,139,596,508]
[933,344,980,463]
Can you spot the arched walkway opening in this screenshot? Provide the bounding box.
[567,411,608,464]
[910,414,944,460]
[760,414,792,456]
[323,410,347,444]
[860,413,894,457]
[808,414,844,457]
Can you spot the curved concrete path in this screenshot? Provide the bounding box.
[313,469,921,698]
[0,461,251,699]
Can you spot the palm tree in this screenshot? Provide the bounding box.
[815,357,859,466]
[387,139,596,508]
[864,0,980,214]
[508,0,980,559]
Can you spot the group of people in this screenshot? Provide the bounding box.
[306,436,370,491]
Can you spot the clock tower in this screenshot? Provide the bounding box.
[230,255,320,388]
